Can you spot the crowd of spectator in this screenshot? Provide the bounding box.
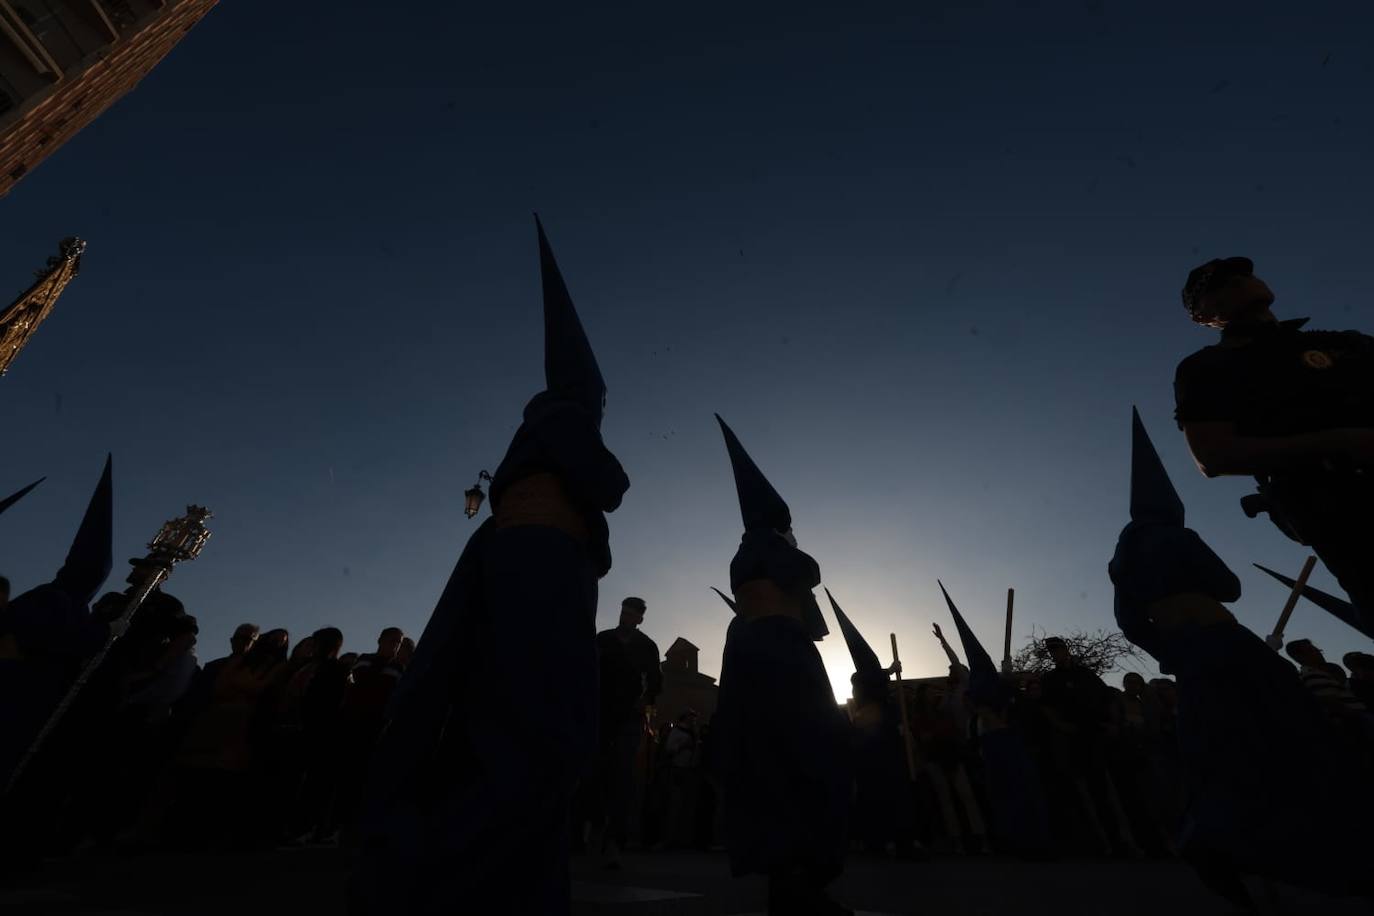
[582,616,1374,864]
[4,581,1371,869]
[0,581,414,858]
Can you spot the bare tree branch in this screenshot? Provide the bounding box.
[1010,626,1141,677]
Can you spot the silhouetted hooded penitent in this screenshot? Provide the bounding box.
[1253,563,1374,642]
[353,217,628,916]
[1108,408,1373,900]
[537,216,605,421]
[710,416,851,912]
[717,414,828,640]
[1129,407,1184,528]
[827,588,883,686]
[6,456,111,616]
[1108,409,1241,661]
[937,580,1050,855]
[0,457,113,783]
[54,456,113,607]
[0,477,43,518]
[936,581,1007,710]
[827,588,917,856]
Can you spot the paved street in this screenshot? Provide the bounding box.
[1,849,1370,915]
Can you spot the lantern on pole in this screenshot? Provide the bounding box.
[464,470,493,519]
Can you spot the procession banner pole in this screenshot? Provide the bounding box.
[889,633,918,782]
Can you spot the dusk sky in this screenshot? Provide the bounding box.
[2,2,1371,701]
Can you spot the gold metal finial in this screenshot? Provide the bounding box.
[53,237,86,266]
[0,237,85,376]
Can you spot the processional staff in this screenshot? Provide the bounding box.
[1265,555,1317,651]
[4,505,212,796]
[1001,588,1015,674]
[888,633,918,783]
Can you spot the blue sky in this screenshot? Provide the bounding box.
[2,2,1371,700]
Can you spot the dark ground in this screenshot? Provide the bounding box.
[2,850,1371,915]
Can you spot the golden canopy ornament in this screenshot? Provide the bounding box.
[0,237,85,376]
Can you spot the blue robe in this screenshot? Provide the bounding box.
[939,581,1051,856]
[849,695,914,849]
[1110,521,1373,896]
[978,720,1051,856]
[0,583,107,783]
[714,614,852,881]
[351,397,627,915]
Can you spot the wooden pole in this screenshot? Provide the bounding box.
[1002,588,1015,674]
[890,633,919,783]
[1270,555,1318,647]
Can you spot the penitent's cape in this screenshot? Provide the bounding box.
[1109,408,1372,895]
[353,218,628,915]
[710,416,850,880]
[384,216,625,722]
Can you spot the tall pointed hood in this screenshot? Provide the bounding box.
[711,587,738,614]
[536,214,606,419]
[1130,407,1185,527]
[1253,563,1374,642]
[716,414,826,639]
[715,414,791,533]
[826,588,884,678]
[53,454,112,606]
[938,580,1008,707]
[0,477,44,517]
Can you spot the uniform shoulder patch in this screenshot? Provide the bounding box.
[1301,349,1334,369]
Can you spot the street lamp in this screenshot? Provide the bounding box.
[464,470,493,519]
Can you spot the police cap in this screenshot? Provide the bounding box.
[1182,256,1253,317]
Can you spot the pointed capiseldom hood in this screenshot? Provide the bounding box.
[1130,407,1185,527]
[715,414,791,533]
[53,454,112,606]
[0,477,44,517]
[711,587,738,614]
[715,414,827,640]
[938,580,1008,707]
[826,588,884,679]
[536,214,606,420]
[1253,563,1374,642]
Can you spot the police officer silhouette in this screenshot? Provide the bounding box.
[1174,256,1374,618]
